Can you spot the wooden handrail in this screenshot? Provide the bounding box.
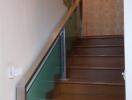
[16,0,80,100]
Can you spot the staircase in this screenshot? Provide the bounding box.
[51,35,125,100]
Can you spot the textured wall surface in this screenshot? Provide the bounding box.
[0,0,67,100]
[83,0,124,36]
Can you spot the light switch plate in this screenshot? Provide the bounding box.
[8,66,22,79]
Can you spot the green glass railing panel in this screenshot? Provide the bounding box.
[27,38,62,100]
[65,9,80,53]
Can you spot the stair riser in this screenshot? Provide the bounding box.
[68,69,124,83]
[54,95,125,100]
[51,36,125,100]
[55,84,125,95]
[71,47,124,55]
[68,56,124,67]
[74,38,124,46]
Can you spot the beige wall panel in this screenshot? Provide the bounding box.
[82,0,124,36]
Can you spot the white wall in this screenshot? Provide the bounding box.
[124,0,132,100]
[0,0,67,100]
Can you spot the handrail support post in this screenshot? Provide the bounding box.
[60,28,67,80]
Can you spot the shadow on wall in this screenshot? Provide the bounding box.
[63,0,77,8]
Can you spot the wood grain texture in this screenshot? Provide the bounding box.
[50,35,125,100]
[82,0,124,36]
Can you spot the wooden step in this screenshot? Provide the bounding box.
[80,35,123,39]
[50,35,125,100]
[60,79,124,86]
[53,81,125,95]
[68,68,124,84]
[71,45,124,55]
[68,55,124,67]
[74,35,124,46]
[68,66,124,70]
[52,94,125,100]
[53,80,125,100]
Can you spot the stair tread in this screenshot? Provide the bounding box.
[68,77,124,85]
[73,45,124,48]
[68,64,124,68]
[69,55,124,57]
[52,93,124,100]
[59,79,124,86]
[68,66,124,70]
[79,35,123,39]
[52,81,125,98]
[68,55,124,66]
[71,47,124,55]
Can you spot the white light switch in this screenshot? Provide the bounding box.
[8,67,15,79]
[8,66,22,79]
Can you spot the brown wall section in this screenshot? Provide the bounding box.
[82,0,124,36]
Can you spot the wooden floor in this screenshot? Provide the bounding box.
[50,35,125,100]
